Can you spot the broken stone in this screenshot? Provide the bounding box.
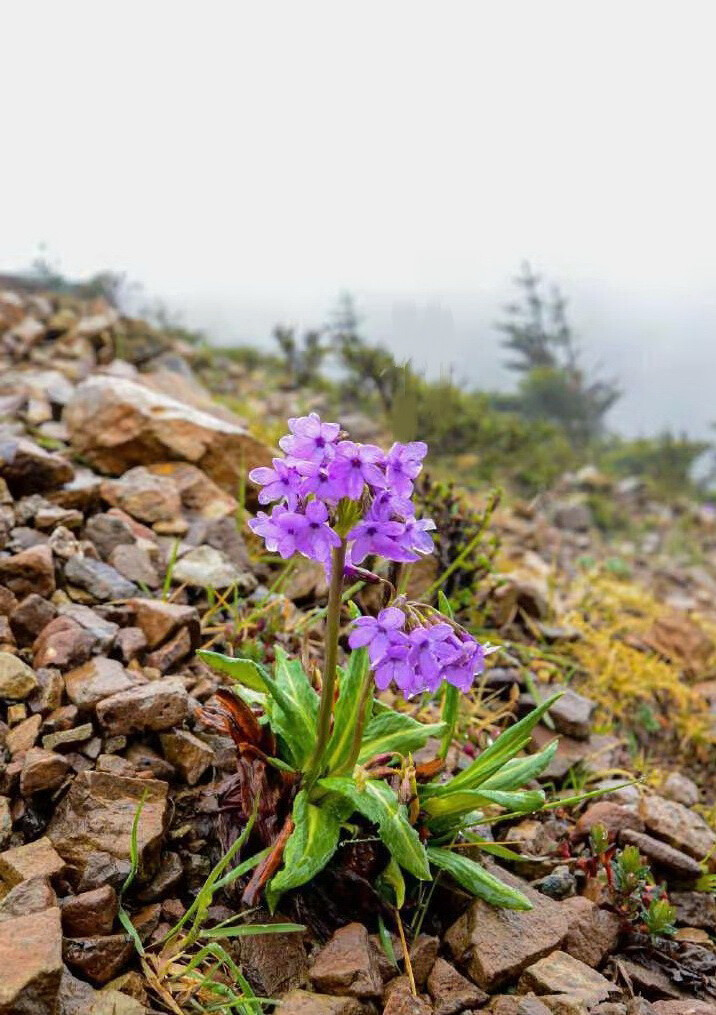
[487,998,552,1015]
[172,544,256,590]
[0,876,56,922]
[573,801,644,842]
[46,772,168,887]
[238,913,309,997]
[128,597,200,649]
[638,795,716,866]
[64,657,139,711]
[144,625,194,672]
[108,543,160,588]
[643,612,713,676]
[408,933,440,990]
[136,850,183,902]
[0,543,56,598]
[427,956,488,1014]
[115,626,148,663]
[444,865,568,991]
[383,977,433,1014]
[32,617,94,670]
[60,884,118,936]
[530,725,620,780]
[0,797,10,849]
[518,951,615,1004]
[42,722,94,751]
[6,713,41,755]
[147,461,237,519]
[274,991,365,1014]
[561,895,621,967]
[662,772,700,808]
[0,651,37,698]
[544,687,595,740]
[63,933,134,985]
[101,466,183,524]
[619,828,703,879]
[160,729,213,784]
[20,747,71,795]
[0,907,63,1015]
[64,374,271,493]
[64,555,138,601]
[0,435,73,496]
[0,836,65,887]
[310,922,383,998]
[651,1004,716,1015]
[96,678,188,734]
[670,890,716,931]
[9,594,56,646]
[57,601,119,652]
[84,512,137,560]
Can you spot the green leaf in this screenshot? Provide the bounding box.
[197,650,269,692]
[266,790,346,911]
[267,648,319,769]
[423,693,562,798]
[201,922,305,940]
[357,710,445,764]
[320,776,430,880]
[423,787,545,819]
[378,857,406,908]
[478,740,558,791]
[324,648,371,774]
[426,846,532,910]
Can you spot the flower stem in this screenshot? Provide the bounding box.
[305,539,347,786]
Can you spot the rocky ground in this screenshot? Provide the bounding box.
[0,286,714,1014]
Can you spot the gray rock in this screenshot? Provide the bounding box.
[64,556,138,601]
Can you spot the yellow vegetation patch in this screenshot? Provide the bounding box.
[562,574,715,752]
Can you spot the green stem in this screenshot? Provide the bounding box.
[304,540,347,785]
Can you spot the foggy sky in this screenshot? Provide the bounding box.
[2,2,715,437]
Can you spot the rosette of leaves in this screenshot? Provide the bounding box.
[199,644,561,914]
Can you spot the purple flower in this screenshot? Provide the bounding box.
[279,413,340,463]
[347,517,419,565]
[295,460,341,502]
[328,441,386,500]
[385,441,427,496]
[441,635,485,692]
[374,638,415,693]
[256,506,309,559]
[249,458,302,509]
[349,606,407,663]
[402,515,436,555]
[407,623,460,692]
[295,499,341,562]
[368,489,415,521]
[248,505,285,553]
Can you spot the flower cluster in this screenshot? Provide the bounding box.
[248,413,487,699]
[248,413,434,567]
[348,605,485,697]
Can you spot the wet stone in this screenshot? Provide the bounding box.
[310,922,383,998]
[160,729,213,784]
[9,594,56,646]
[63,933,134,985]
[64,657,139,711]
[32,617,95,670]
[0,651,37,698]
[20,747,71,796]
[444,865,568,991]
[60,884,118,936]
[427,956,488,1014]
[619,829,703,879]
[0,543,56,598]
[639,794,716,864]
[517,951,616,1004]
[0,835,66,887]
[64,555,138,601]
[96,678,188,734]
[0,876,56,922]
[0,906,63,1015]
[46,772,168,888]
